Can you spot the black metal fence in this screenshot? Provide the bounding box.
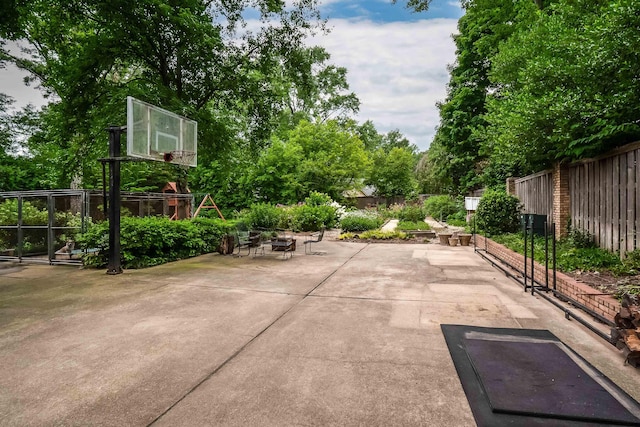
[0,189,194,266]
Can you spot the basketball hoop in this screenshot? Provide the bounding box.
[164,150,196,168]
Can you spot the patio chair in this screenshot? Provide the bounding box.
[235,224,252,257]
[303,227,325,254]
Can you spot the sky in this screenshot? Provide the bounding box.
[312,0,462,151]
[0,0,462,152]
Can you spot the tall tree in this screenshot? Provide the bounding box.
[0,0,323,188]
[253,120,371,203]
[367,147,418,198]
[483,0,640,185]
[427,0,523,195]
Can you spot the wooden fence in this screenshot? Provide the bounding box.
[570,142,640,254]
[513,141,640,255]
[515,169,553,222]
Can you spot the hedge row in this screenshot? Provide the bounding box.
[77,216,234,269]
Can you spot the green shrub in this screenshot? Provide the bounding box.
[396,221,431,231]
[340,211,383,232]
[359,230,409,240]
[491,233,622,273]
[245,203,282,229]
[567,227,596,249]
[291,204,337,231]
[611,249,640,276]
[446,210,467,226]
[397,204,425,222]
[423,195,458,221]
[304,191,333,207]
[475,190,521,234]
[77,217,232,269]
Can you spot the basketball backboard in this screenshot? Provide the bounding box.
[126,96,197,167]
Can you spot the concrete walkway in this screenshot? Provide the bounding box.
[380,219,398,232]
[1,240,639,426]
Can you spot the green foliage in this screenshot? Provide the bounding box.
[290,204,337,232]
[567,228,596,249]
[475,190,521,234]
[396,221,431,231]
[0,199,48,226]
[492,233,622,273]
[611,250,640,276]
[359,230,409,240]
[253,120,371,203]
[77,217,232,269]
[339,211,383,232]
[304,191,333,207]
[423,195,459,221]
[397,205,425,222]
[367,147,417,198]
[446,210,467,226]
[244,203,282,230]
[1,0,325,189]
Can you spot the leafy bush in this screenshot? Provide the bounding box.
[446,210,467,226]
[77,217,232,269]
[396,221,431,231]
[245,203,282,229]
[291,204,337,231]
[304,191,333,207]
[397,204,425,222]
[475,190,521,234]
[359,230,409,240]
[340,211,383,232]
[567,227,596,249]
[423,195,458,221]
[491,233,622,273]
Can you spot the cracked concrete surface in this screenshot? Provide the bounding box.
[1,240,639,426]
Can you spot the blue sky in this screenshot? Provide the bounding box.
[0,0,462,151]
[321,0,463,21]
[310,0,463,150]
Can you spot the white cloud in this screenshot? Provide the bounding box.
[309,17,458,151]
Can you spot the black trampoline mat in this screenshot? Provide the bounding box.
[442,325,640,427]
[465,338,639,424]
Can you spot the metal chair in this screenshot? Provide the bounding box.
[303,227,325,254]
[235,224,252,257]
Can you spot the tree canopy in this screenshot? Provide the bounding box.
[422,0,640,193]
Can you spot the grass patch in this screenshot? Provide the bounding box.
[396,220,431,231]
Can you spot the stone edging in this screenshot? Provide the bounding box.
[475,235,620,322]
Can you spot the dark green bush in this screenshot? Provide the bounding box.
[397,205,425,222]
[340,211,383,232]
[475,190,521,234]
[245,203,282,229]
[77,217,232,269]
[446,210,467,225]
[423,195,458,221]
[291,204,337,231]
[567,227,596,249]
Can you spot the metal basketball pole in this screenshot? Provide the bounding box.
[106,125,125,275]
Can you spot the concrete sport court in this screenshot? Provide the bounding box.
[1,239,639,426]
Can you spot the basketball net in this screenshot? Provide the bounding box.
[164,150,196,170]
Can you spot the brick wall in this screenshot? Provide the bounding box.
[552,162,571,239]
[475,234,620,322]
[506,177,516,196]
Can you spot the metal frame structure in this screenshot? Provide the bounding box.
[473,217,615,344]
[0,189,90,266]
[0,189,194,267]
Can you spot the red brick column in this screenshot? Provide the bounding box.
[552,162,571,239]
[506,177,517,196]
